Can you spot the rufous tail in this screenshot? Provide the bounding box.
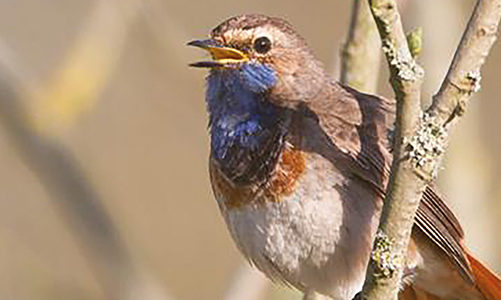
[467,251,501,300]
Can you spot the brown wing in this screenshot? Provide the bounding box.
[416,186,473,282]
[306,82,474,283]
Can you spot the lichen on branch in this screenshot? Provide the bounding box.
[361,0,501,300]
[429,0,501,126]
[370,230,402,279]
[362,0,426,298]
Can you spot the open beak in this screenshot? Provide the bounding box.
[187,39,248,68]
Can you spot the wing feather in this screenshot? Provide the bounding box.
[308,83,474,283]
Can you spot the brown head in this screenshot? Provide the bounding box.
[189,14,329,105]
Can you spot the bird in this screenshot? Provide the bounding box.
[188,14,501,300]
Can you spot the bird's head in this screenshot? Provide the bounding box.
[189,15,328,181]
[188,14,328,105]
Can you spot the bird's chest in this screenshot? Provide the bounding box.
[210,150,382,299]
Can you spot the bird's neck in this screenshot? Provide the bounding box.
[206,67,288,185]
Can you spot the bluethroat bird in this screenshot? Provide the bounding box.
[188,14,501,300]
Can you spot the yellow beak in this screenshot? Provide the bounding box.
[187,39,248,68]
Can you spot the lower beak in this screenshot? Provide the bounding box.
[187,39,249,68]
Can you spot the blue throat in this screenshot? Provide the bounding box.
[206,63,285,183]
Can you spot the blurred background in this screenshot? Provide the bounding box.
[0,0,499,299]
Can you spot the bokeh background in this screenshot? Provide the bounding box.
[0,1,499,300]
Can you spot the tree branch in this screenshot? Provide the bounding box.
[361,1,424,299]
[361,0,501,299]
[340,0,382,93]
[429,0,501,126]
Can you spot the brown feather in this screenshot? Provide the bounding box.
[304,82,476,284]
[466,251,501,300]
[209,145,306,209]
[266,145,306,196]
[415,187,473,282]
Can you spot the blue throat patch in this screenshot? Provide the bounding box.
[206,63,284,182]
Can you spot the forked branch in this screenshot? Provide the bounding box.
[361,0,501,299]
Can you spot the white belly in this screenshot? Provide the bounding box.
[216,153,382,299]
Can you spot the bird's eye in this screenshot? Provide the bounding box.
[253,37,272,54]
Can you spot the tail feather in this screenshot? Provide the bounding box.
[467,251,501,300]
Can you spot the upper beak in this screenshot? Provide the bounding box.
[187,39,248,68]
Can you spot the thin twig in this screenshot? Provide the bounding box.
[416,0,499,267]
[361,0,501,299]
[340,0,382,93]
[429,0,501,126]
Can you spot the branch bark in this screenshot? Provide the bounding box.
[340,0,382,93]
[361,0,501,299]
[361,1,425,299]
[429,0,501,126]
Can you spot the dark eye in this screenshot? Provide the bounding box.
[253,37,272,54]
